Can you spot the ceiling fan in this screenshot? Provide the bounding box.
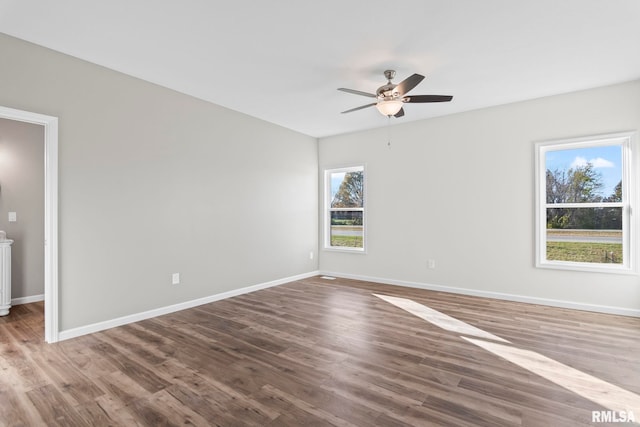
[338,70,453,118]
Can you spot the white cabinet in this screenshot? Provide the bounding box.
[0,239,13,316]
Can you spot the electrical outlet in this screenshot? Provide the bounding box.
[172,273,180,285]
[427,259,436,269]
[8,212,16,222]
[309,251,314,260]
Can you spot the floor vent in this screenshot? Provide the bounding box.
[320,276,336,280]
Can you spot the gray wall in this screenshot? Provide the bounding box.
[319,79,640,313]
[0,118,45,299]
[0,33,319,331]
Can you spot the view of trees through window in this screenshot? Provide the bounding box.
[544,144,624,264]
[328,167,364,249]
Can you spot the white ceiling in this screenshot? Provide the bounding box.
[1,0,639,138]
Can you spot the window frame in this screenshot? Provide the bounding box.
[535,132,637,274]
[323,165,367,253]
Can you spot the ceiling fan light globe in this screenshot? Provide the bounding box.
[376,100,403,116]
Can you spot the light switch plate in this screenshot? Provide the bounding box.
[8,212,16,222]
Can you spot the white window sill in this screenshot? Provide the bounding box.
[537,261,636,275]
[323,246,367,254]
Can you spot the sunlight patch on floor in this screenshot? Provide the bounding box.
[464,337,640,415]
[373,293,509,343]
[375,293,640,415]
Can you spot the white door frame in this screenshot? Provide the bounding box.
[0,105,58,343]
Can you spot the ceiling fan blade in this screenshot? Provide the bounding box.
[404,95,453,103]
[396,73,425,96]
[338,88,376,98]
[341,103,377,114]
[394,108,405,118]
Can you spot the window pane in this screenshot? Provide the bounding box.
[330,169,364,208]
[545,145,622,203]
[330,211,363,248]
[546,207,622,264]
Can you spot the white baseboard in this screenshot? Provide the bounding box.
[320,271,640,318]
[12,294,44,305]
[58,270,320,342]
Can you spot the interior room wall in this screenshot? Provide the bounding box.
[0,118,45,300]
[319,79,640,314]
[0,33,319,331]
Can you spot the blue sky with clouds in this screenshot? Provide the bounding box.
[330,172,345,199]
[545,145,622,197]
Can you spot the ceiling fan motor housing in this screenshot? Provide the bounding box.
[376,83,399,100]
[377,70,400,100]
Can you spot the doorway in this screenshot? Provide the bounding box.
[0,106,58,343]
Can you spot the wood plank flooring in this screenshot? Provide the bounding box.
[1,276,639,426]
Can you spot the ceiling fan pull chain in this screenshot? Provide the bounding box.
[387,116,392,149]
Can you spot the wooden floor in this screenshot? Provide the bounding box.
[1,276,639,426]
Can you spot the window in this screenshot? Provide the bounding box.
[324,165,365,252]
[535,132,636,273]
